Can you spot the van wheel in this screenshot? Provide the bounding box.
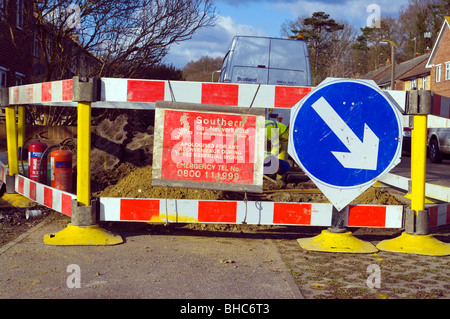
[429,139,443,164]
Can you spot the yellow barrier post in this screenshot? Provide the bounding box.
[17,106,25,156]
[377,91,450,256]
[5,105,19,176]
[411,115,427,214]
[44,77,122,246]
[1,88,16,195]
[77,101,91,207]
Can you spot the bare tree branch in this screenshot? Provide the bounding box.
[30,0,217,79]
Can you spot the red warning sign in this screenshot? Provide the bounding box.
[152,102,265,193]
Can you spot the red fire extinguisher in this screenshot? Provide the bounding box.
[28,141,48,184]
[50,148,72,192]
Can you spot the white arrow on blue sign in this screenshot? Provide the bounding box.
[288,78,403,211]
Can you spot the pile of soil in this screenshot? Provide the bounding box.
[352,187,403,206]
[94,161,403,207]
[96,164,225,200]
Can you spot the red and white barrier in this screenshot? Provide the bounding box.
[5,78,449,119]
[98,197,404,228]
[1,164,9,183]
[99,197,332,225]
[10,79,74,105]
[0,161,429,229]
[432,94,450,119]
[0,160,406,228]
[7,78,313,109]
[14,175,76,217]
[428,203,450,227]
[343,205,403,228]
[100,78,312,109]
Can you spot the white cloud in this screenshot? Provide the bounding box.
[218,15,267,36]
[164,15,268,69]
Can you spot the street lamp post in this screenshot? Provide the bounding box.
[390,43,395,90]
[381,40,396,90]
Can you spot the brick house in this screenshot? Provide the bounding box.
[365,53,430,91]
[0,0,35,88]
[362,64,391,84]
[0,0,101,89]
[426,17,450,97]
[399,54,431,91]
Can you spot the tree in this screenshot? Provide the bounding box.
[30,0,217,80]
[11,0,215,126]
[182,56,223,82]
[281,12,346,84]
[324,21,359,79]
[353,17,407,73]
[398,0,450,57]
[289,12,344,71]
[399,0,433,56]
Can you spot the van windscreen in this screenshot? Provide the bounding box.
[269,39,308,71]
[232,37,270,68]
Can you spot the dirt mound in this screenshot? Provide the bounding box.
[94,161,402,207]
[96,164,224,200]
[352,187,403,206]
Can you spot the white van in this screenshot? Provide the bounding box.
[219,36,312,87]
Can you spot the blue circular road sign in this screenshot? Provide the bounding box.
[289,79,403,190]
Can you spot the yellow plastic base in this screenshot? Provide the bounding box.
[376,232,450,256]
[0,193,34,208]
[297,230,378,253]
[44,224,123,246]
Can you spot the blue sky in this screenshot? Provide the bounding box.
[164,0,410,69]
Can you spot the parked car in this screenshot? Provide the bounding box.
[428,127,450,163]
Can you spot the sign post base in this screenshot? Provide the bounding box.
[376,232,450,256]
[297,230,378,253]
[44,224,123,246]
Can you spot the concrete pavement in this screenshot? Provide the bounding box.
[0,216,303,300]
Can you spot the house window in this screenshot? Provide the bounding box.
[15,72,24,86]
[446,62,450,81]
[32,34,39,57]
[411,78,417,90]
[0,67,8,88]
[421,76,427,90]
[1,0,7,16]
[16,0,23,29]
[436,64,441,82]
